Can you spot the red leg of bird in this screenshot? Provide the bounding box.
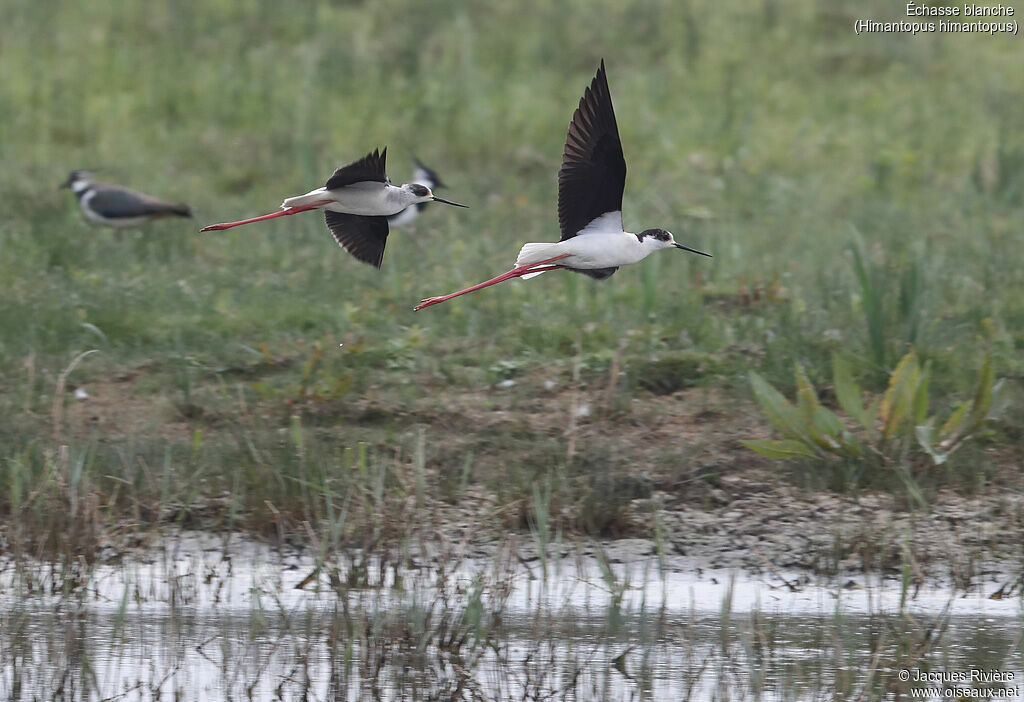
[199,200,333,232]
[414,255,570,311]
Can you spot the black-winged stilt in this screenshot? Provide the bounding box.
[387,158,447,228]
[414,60,710,310]
[62,170,192,228]
[200,148,467,268]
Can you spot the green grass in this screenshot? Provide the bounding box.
[1,0,1023,545]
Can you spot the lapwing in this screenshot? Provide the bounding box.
[414,61,709,311]
[200,148,467,269]
[62,170,192,228]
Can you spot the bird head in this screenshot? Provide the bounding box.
[402,182,467,209]
[60,169,94,191]
[638,228,712,258]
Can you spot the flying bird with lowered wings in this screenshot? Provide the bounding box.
[200,148,467,268]
[414,60,709,310]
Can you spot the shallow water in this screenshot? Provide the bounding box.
[1,532,1021,700]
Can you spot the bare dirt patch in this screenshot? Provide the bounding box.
[62,378,194,442]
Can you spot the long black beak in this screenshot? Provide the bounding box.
[674,242,712,257]
[59,179,71,189]
[432,196,468,208]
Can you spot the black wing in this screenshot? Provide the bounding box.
[557,60,627,241]
[89,185,190,218]
[325,148,388,190]
[324,211,390,268]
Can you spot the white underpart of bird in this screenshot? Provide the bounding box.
[385,201,419,228]
[281,182,425,216]
[514,212,664,278]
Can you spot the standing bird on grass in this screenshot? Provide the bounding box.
[200,148,467,268]
[62,170,192,229]
[387,158,448,229]
[414,60,710,311]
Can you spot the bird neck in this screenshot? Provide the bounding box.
[390,186,420,208]
[630,232,667,262]
[70,179,93,197]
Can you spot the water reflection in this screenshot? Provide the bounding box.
[1,533,1021,700]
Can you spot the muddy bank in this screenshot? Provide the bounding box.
[18,372,1024,594]
[638,485,1022,587]
[437,480,1024,592]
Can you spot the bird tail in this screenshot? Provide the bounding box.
[150,202,192,218]
[514,242,563,268]
[514,242,565,280]
[282,188,329,209]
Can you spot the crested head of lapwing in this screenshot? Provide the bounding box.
[200,148,467,269]
[414,60,710,311]
[388,158,449,228]
[62,170,192,229]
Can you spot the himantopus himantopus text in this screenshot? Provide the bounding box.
[414,61,709,310]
